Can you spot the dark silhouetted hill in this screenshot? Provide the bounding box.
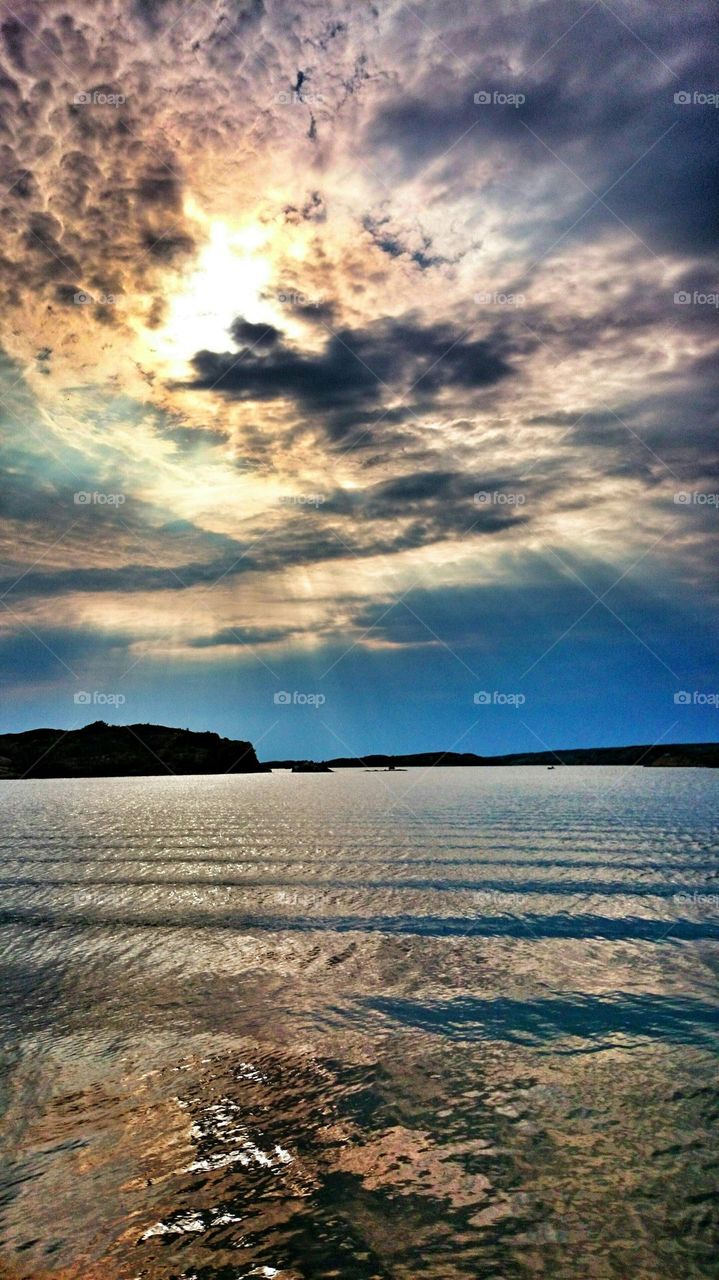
[0,721,268,779]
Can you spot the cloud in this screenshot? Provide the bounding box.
[184,313,516,444]
[229,317,282,349]
[0,0,717,736]
[365,0,719,258]
[188,623,308,648]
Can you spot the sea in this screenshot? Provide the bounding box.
[0,766,717,1279]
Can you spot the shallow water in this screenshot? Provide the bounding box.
[0,766,717,1279]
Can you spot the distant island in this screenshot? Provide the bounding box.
[0,722,717,779]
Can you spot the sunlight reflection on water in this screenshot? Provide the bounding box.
[0,767,717,1278]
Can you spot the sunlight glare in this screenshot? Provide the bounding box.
[147,203,274,374]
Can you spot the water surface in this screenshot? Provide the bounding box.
[0,767,717,1279]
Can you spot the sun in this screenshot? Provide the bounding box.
[146,201,275,375]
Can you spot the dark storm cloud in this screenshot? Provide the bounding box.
[185,314,516,441]
[230,318,281,349]
[322,470,537,525]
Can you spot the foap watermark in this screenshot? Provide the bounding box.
[674,491,719,506]
[276,90,324,107]
[674,690,719,707]
[474,490,525,506]
[277,290,323,308]
[474,690,526,706]
[274,690,326,707]
[475,889,512,909]
[674,90,719,107]
[474,89,525,107]
[74,491,126,506]
[73,290,123,307]
[674,891,719,908]
[674,290,719,307]
[278,493,325,508]
[475,290,525,307]
[74,690,126,707]
[73,90,126,107]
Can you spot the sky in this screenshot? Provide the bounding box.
[0,0,717,760]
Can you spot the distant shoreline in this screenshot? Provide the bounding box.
[266,744,719,770]
[0,721,717,778]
